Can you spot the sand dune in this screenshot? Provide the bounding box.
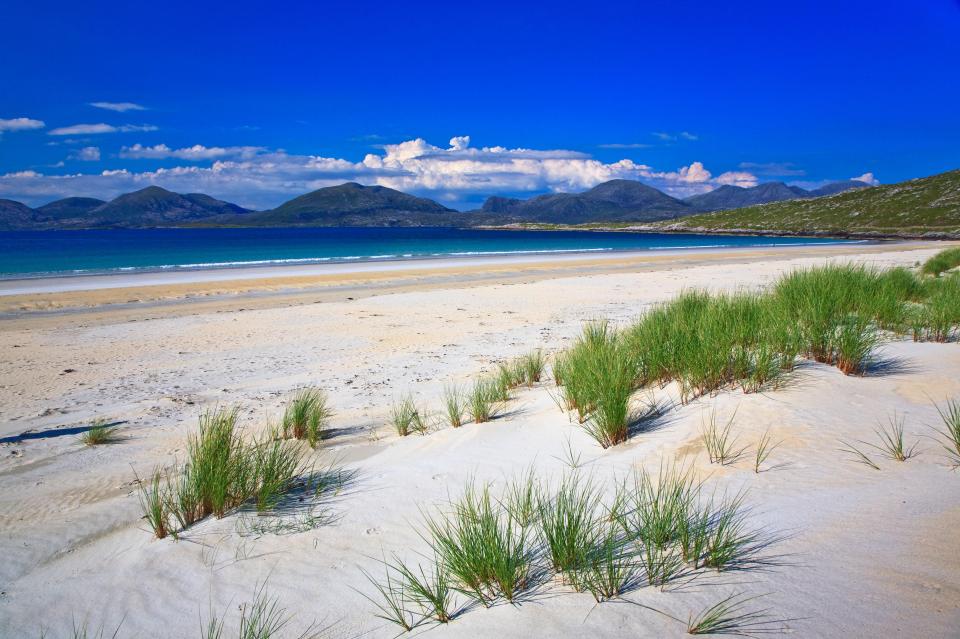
[1,243,958,638]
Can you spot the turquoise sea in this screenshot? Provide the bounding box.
[0,227,858,278]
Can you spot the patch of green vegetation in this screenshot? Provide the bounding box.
[656,169,960,236]
[923,247,960,276]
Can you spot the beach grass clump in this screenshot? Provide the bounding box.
[80,418,121,446]
[932,398,960,468]
[701,408,744,465]
[251,438,307,512]
[625,291,791,402]
[142,407,308,535]
[362,555,453,630]
[753,429,781,473]
[578,519,639,602]
[424,482,534,607]
[619,464,698,549]
[556,321,640,446]
[921,247,960,277]
[871,412,917,462]
[441,384,466,429]
[832,316,878,375]
[536,473,601,587]
[502,467,541,528]
[282,387,333,448]
[136,467,170,539]
[390,395,429,436]
[702,492,755,571]
[686,593,779,636]
[920,274,960,342]
[467,378,502,424]
[202,581,321,639]
[519,349,546,386]
[838,439,881,470]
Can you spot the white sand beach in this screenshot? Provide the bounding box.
[1,242,959,638]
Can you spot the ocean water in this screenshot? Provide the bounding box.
[0,227,858,278]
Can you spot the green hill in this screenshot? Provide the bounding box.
[654,169,960,238]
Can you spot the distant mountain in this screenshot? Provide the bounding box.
[652,169,960,238]
[684,182,807,212]
[35,197,106,221]
[0,173,931,234]
[475,179,691,224]
[80,186,250,227]
[0,199,37,230]
[682,180,868,212]
[219,182,460,227]
[806,180,871,197]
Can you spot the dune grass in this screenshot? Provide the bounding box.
[870,412,917,462]
[390,396,427,436]
[557,321,640,447]
[361,469,774,628]
[136,467,169,539]
[80,418,121,446]
[137,407,308,536]
[932,398,960,468]
[536,473,600,586]
[361,555,453,631]
[467,378,502,424]
[502,467,540,528]
[201,581,325,639]
[282,388,333,448]
[520,349,546,386]
[701,408,744,465]
[921,247,960,277]
[753,429,781,473]
[423,482,534,607]
[686,593,779,635]
[838,440,881,470]
[441,385,466,428]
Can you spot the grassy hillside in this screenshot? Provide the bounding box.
[655,169,960,238]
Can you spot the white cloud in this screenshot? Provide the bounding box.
[0,135,758,208]
[851,172,879,186]
[48,123,159,136]
[653,131,698,142]
[70,146,101,161]
[120,143,265,160]
[90,102,147,112]
[0,117,45,133]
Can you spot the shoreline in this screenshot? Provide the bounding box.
[0,241,946,322]
[0,239,880,296]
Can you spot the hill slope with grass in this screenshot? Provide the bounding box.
[653,169,960,238]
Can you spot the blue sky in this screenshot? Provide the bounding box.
[1,0,958,210]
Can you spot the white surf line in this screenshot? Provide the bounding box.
[0,242,873,296]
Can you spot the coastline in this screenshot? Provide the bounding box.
[0,240,947,321]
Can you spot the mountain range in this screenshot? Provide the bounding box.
[0,175,875,231]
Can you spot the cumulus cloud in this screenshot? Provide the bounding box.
[48,123,159,136]
[89,102,147,112]
[120,143,265,160]
[70,146,101,161]
[851,172,879,185]
[653,131,698,142]
[0,135,759,208]
[0,117,45,133]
